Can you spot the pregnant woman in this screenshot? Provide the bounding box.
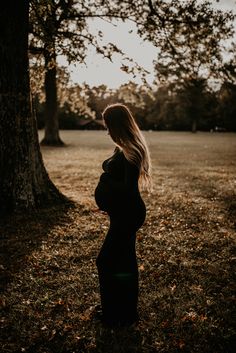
[95,103,152,327]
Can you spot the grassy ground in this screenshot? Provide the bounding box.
[1,131,236,353]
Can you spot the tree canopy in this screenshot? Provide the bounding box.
[29,0,236,135]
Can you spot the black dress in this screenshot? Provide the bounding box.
[95,147,146,327]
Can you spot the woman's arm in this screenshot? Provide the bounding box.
[100,157,139,193]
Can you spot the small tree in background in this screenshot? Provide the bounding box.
[217,82,236,131]
[29,0,126,145]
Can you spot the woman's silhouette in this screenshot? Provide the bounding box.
[95,104,152,327]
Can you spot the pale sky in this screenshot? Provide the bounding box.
[60,0,236,89]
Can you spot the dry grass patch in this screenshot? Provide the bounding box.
[1,131,235,353]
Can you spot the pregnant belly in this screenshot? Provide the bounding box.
[95,178,145,222]
[95,180,114,212]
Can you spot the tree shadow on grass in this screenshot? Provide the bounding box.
[0,202,75,292]
[177,172,236,226]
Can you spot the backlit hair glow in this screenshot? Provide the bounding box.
[102,103,152,192]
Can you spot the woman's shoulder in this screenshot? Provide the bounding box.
[111,148,139,172]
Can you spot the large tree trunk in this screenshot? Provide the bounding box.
[0,1,66,215]
[40,41,64,146]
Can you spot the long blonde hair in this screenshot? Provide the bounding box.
[102,103,152,192]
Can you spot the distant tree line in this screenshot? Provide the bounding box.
[33,78,236,132]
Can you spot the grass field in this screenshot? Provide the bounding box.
[1,131,236,353]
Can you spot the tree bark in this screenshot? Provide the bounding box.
[0,1,66,215]
[40,41,64,146]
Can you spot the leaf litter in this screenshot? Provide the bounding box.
[0,131,236,353]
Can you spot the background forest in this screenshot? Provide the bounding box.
[28,0,236,136]
[33,79,236,132]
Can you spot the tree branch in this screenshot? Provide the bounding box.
[147,0,165,25]
[28,45,44,55]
